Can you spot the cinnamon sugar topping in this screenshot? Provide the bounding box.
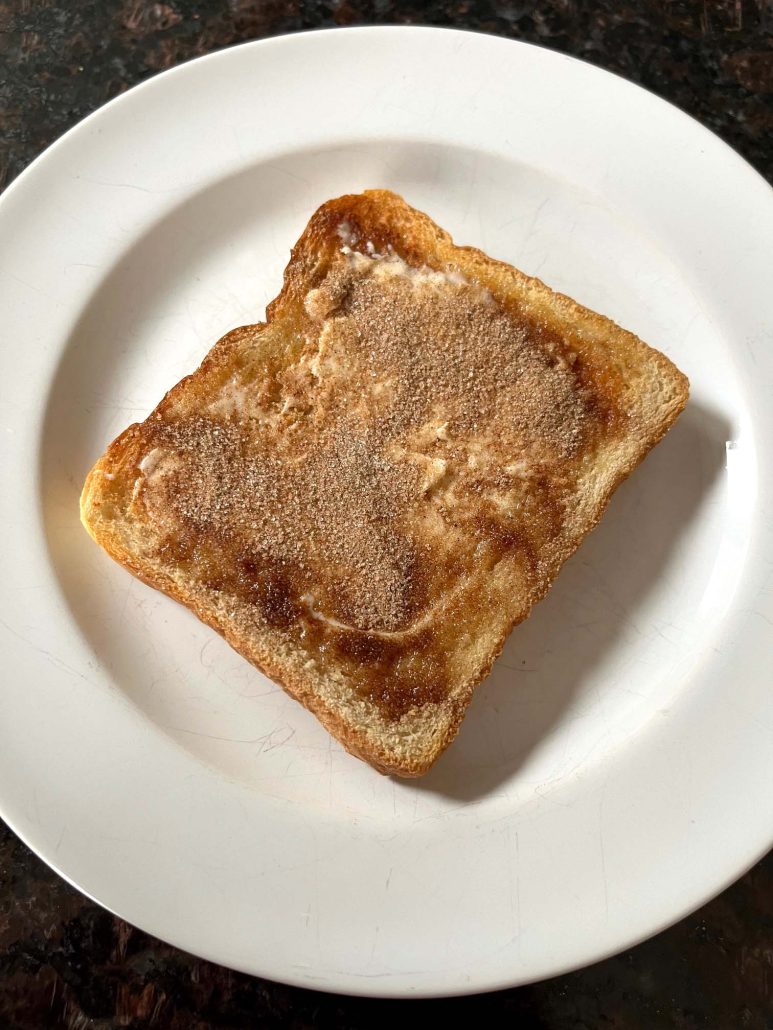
[139,244,596,654]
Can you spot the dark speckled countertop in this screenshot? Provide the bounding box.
[1,2,772,1027]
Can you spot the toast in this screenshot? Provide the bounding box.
[81,190,689,776]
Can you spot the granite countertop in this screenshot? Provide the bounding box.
[1,2,771,1027]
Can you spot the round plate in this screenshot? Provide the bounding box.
[0,27,771,998]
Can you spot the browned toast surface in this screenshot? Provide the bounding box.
[81,190,689,776]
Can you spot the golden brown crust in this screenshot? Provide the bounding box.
[80,189,689,777]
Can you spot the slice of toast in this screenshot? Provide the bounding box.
[81,190,688,777]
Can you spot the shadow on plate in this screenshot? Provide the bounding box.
[412,400,730,801]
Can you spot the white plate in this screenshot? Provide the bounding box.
[0,27,771,998]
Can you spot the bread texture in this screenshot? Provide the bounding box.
[81,190,689,776]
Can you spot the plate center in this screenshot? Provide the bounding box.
[40,140,749,815]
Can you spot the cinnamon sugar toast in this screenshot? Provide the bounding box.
[80,190,689,776]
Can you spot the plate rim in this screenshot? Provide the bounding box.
[5,25,773,210]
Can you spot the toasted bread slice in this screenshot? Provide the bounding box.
[81,190,688,776]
